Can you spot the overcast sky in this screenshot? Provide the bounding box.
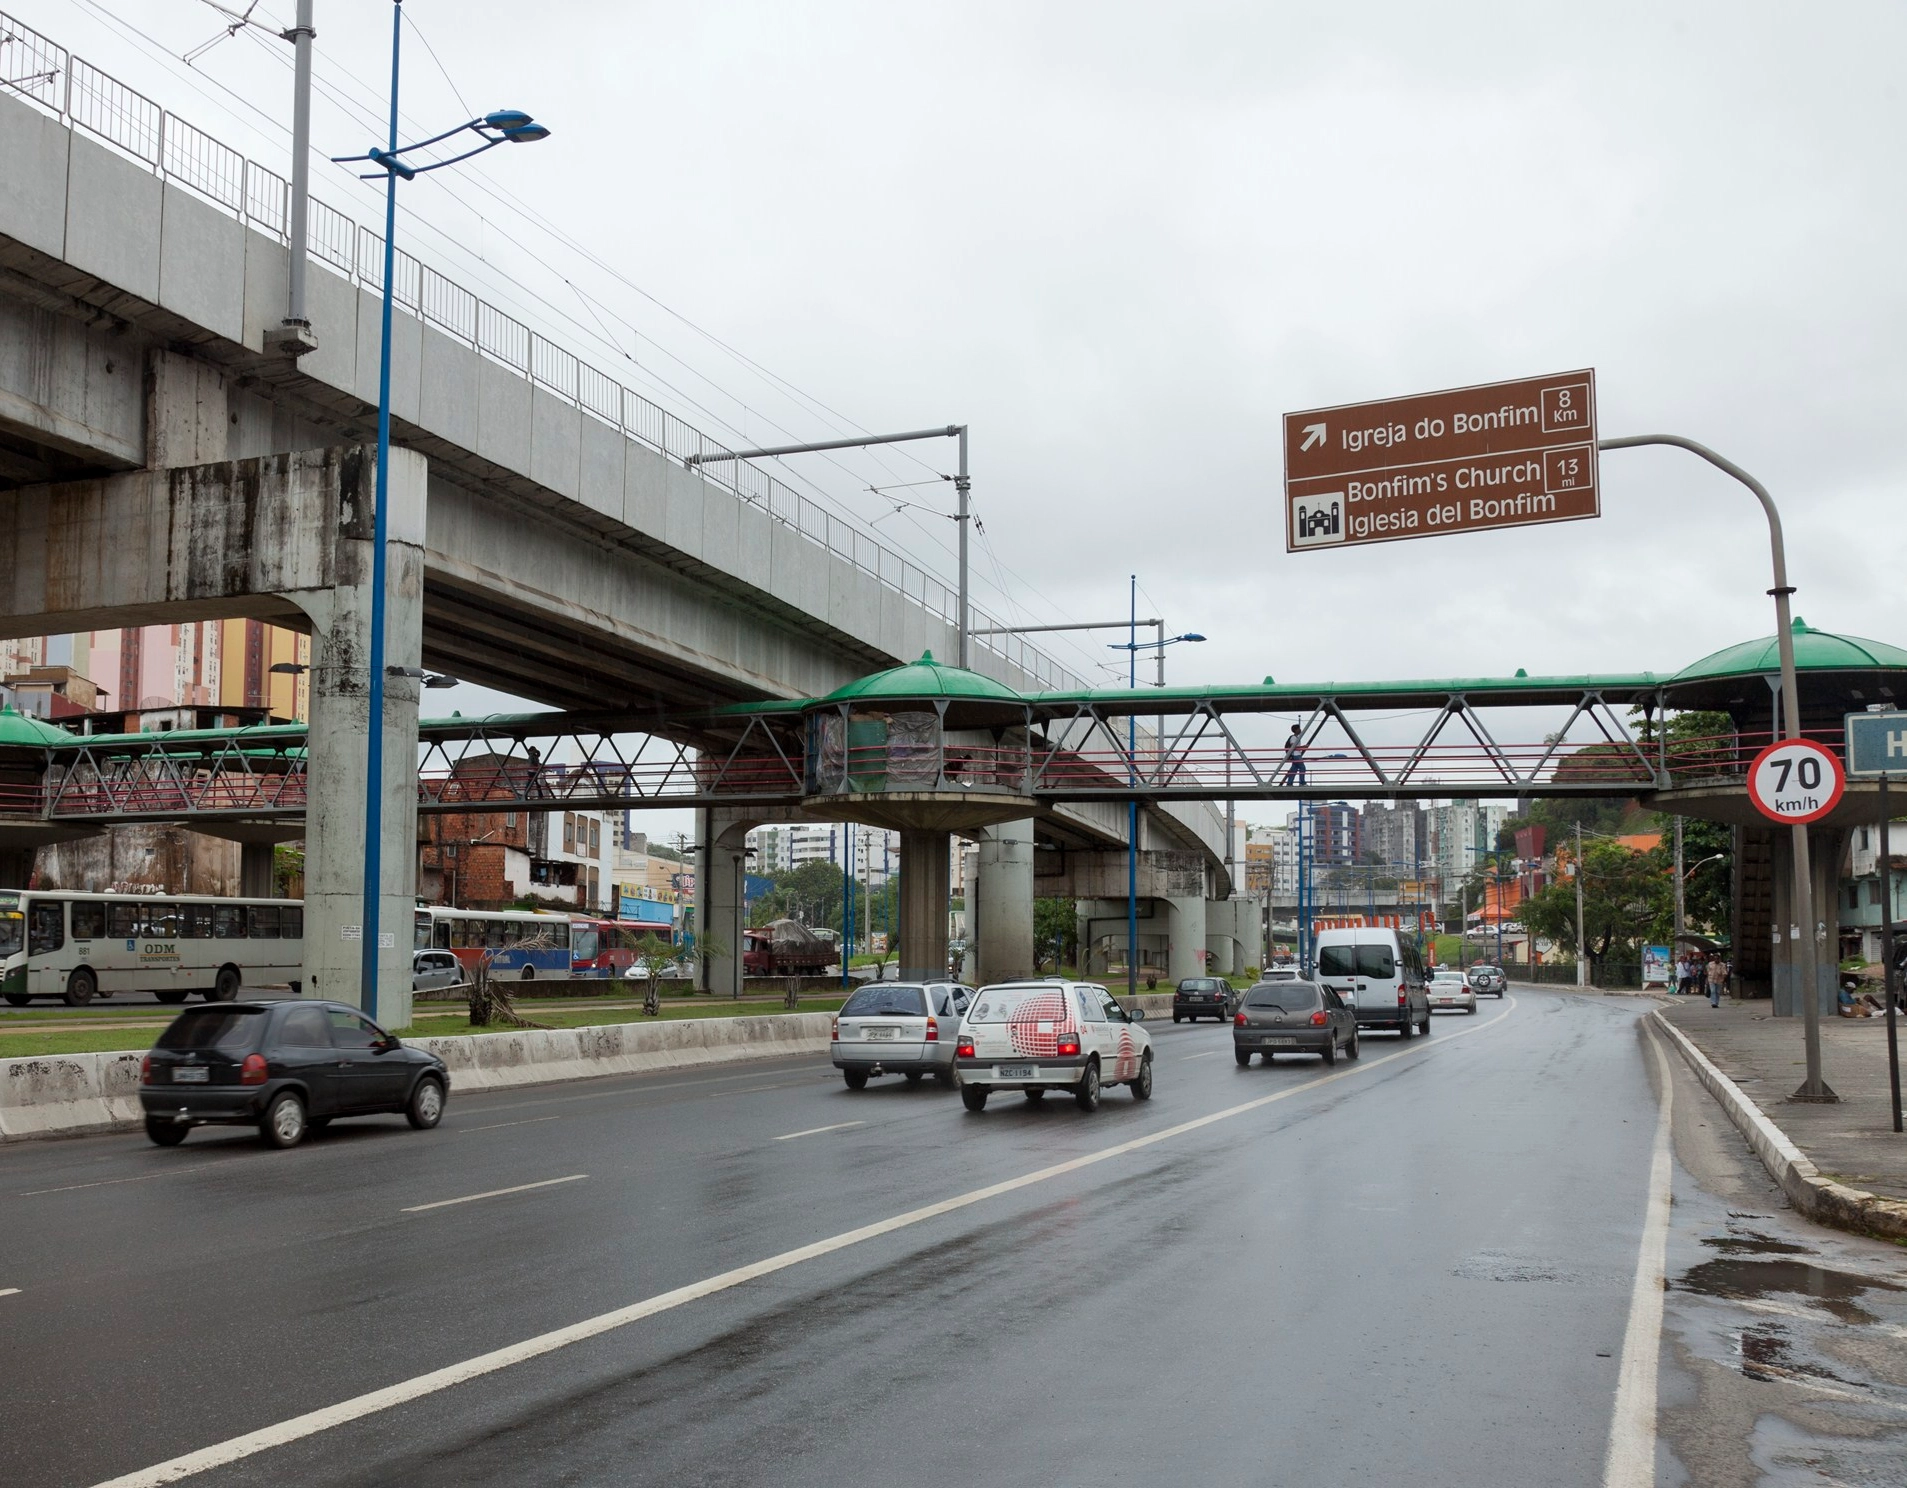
[25,1,1906,830]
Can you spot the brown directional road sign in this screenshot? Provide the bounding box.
[1283,369,1599,553]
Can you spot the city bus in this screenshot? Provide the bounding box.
[0,889,305,1006]
[570,917,678,977]
[413,907,572,979]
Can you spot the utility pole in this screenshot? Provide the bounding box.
[1574,822,1587,988]
[1672,814,1686,972]
[265,0,321,358]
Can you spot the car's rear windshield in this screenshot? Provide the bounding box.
[155,1007,266,1052]
[1246,984,1321,1011]
[966,986,1070,1023]
[1317,944,1395,978]
[839,986,926,1018]
[1177,978,1221,991]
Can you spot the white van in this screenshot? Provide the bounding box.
[1312,926,1430,1038]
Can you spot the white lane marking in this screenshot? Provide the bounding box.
[400,1175,588,1214]
[774,1121,865,1142]
[0,1288,20,1298]
[19,1164,216,1197]
[1602,1020,1675,1488]
[90,999,1517,1487]
[455,1116,559,1134]
[1180,1051,1221,1061]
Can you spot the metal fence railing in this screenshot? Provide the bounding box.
[0,7,1089,693]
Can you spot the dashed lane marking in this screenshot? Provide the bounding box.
[455,1116,560,1134]
[20,1164,217,1197]
[774,1121,865,1141]
[401,1174,588,1214]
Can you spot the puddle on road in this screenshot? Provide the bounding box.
[1701,1231,1816,1257]
[1672,1256,1903,1326]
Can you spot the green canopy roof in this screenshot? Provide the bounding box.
[819,651,1024,705]
[0,705,76,747]
[1672,618,1907,682]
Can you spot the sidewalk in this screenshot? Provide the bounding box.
[1659,995,1907,1223]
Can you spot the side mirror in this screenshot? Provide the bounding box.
[374,1036,401,1052]
[1128,1007,1146,1022]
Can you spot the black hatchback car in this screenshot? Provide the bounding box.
[139,1000,448,1149]
[1232,980,1359,1066]
[1173,976,1236,1022]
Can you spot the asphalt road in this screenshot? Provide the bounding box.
[4,989,1902,1487]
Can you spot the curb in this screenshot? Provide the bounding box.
[1651,1009,1907,1241]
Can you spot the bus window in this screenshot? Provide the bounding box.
[249,905,282,938]
[572,926,599,962]
[435,920,450,949]
[500,921,521,946]
[0,910,21,958]
[486,919,506,948]
[70,902,105,940]
[415,911,431,950]
[551,921,570,948]
[213,904,247,939]
[282,906,303,938]
[185,904,214,939]
[108,903,140,938]
[27,901,64,954]
[142,904,182,938]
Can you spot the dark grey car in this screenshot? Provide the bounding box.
[1232,980,1358,1066]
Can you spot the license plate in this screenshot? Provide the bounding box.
[1265,1037,1298,1047]
[865,1027,899,1041]
[997,1064,1037,1079]
[172,1066,209,1083]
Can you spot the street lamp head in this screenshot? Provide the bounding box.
[502,122,551,144]
[1180,632,1207,643]
[483,109,550,143]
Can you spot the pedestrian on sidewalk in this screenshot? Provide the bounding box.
[1706,954,1727,1007]
[1676,954,1694,996]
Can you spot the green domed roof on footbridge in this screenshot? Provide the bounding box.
[1672,618,1907,682]
[0,706,74,747]
[818,652,1025,705]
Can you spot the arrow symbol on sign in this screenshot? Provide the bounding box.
[1300,423,1327,452]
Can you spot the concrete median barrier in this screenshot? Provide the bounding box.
[1,1012,835,1143]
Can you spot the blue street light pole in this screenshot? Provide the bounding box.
[1106,582,1206,997]
[333,1,548,1018]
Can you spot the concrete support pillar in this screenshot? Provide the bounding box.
[973,818,1035,985]
[1206,903,1236,977]
[696,808,753,999]
[239,842,275,899]
[898,829,951,982]
[1166,895,1206,982]
[1771,824,1846,1018]
[295,448,427,1029]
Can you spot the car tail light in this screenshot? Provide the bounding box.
[956,1035,975,1058]
[925,1016,939,1042]
[1398,990,1408,1006]
[239,1053,268,1085]
[831,1017,839,1041]
[140,1053,152,1082]
[1056,1031,1081,1057]
[1310,1010,1328,1027]
[1234,1011,1247,1027]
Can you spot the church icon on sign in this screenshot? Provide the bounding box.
[1290,492,1345,548]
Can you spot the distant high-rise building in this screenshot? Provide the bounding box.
[1360,800,1425,876]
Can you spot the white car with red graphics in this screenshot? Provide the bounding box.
[953,980,1152,1112]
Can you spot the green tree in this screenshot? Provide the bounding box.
[1520,837,1673,972]
[1033,897,1077,973]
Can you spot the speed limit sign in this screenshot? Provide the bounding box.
[1746,738,1845,824]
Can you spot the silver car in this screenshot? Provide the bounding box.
[411,949,464,995]
[832,981,969,1089]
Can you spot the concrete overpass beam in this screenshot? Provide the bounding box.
[973,819,1035,984]
[898,830,950,982]
[695,810,753,999]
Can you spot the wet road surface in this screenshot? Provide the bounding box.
[3,989,1901,1486]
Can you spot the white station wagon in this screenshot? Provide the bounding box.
[953,980,1153,1112]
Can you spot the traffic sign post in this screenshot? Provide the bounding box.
[1846,709,1907,1135]
[1746,738,1846,825]
[1283,369,1598,553]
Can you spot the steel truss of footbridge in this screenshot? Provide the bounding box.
[2,669,1789,830]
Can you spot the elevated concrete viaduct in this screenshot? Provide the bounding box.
[0,70,1226,1018]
